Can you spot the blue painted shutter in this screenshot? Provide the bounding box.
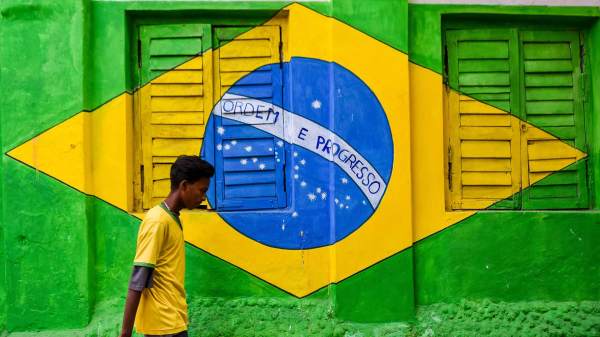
[213,26,286,211]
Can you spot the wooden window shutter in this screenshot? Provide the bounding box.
[138,24,212,209]
[446,29,521,210]
[213,26,286,211]
[520,31,589,209]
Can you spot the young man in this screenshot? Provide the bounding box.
[120,156,214,337]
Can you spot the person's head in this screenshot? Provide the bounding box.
[170,156,215,209]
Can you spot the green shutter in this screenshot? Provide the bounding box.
[520,31,589,209]
[446,29,521,210]
[137,24,212,209]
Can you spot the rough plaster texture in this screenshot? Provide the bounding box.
[3,299,599,337]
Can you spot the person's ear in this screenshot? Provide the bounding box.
[179,180,188,191]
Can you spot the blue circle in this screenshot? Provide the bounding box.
[201,57,393,249]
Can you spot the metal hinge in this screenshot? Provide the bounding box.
[579,32,585,73]
[447,145,452,190]
[443,43,450,85]
[581,73,589,103]
[279,41,283,68]
[140,165,144,192]
[137,38,142,68]
[282,164,287,192]
[278,27,283,68]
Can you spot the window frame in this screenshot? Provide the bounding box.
[442,16,595,211]
[130,13,290,212]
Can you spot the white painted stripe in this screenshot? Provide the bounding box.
[213,93,387,209]
[410,0,600,6]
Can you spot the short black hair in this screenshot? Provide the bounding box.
[170,156,215,191]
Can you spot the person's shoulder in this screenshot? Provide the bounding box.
[139,205,169,231]
[144,204,166,222]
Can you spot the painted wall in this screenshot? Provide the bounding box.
[0,1,599,336]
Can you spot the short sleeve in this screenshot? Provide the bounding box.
[129,265,154,291]
[133,220,166,268]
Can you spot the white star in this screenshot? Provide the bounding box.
[293,152,298,157]
[335,198,339,204]
[293,174,299,180]
[300,181,307,187]
[277,141,284,147]
[252,158,258,163]
[294,165,299,171]
[281,224,286,231]
[345,205,349,209]
[216,144,223,151]
[308,193,317,201]
[244,146,253,152]
[259,163,266,170]
[339,203,344,209]
[345,195,351,201]
[231,140,237,146]
[292,212,298,218]
[217,127,225,135]
[300,159,306,166]
[224,144,231,151]
[321,192,327,200]
[268,147,273,152]
[240,159,248,165]
[316,187,322,193]
[276,158,281,163]
[362,200,367,205]
[341,178,348,184]
[311,100,322,109]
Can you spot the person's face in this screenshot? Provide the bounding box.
[180,178,210,209]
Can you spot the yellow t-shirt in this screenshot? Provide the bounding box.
[133,203,187,335]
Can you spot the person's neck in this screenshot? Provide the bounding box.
[164,192,183,215]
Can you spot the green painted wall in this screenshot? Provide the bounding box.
[0,0,93,331]
[0,1,599,336]
[409,3,600,311]
[3,163,92,331]
[0,106,5,332]
[587,20,600,210]
[333,249,415,323]
[408,4,600,73]
[414,211,600,305]
[330,0,407,53]
[0,29,5,329]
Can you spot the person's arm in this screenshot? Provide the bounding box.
[120,266,154,337]
[119,288,142,337]
[122,218,163,336]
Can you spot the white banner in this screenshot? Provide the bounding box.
[213,93,387,209]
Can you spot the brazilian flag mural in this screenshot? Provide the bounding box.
[1,0,600,336]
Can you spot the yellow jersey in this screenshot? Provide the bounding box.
[133,203,187,335]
